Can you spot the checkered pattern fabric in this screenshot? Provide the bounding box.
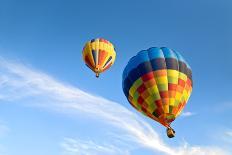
[122,47,193,127]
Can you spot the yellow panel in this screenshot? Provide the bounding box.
[169,98,175,106]
[129,85,137,96]
[182,90,188,98]
[146,100,156,113]
[92,41,97,50]
[100,45,116,69]
[175,92,182,100]
[164,104,169,113]
[99,42,104,51]
[156,76,168,84]
[147,85,159,94]
[167,69,179,77]
[179,72,187,81]
[131,98,140,110]
[145,95,155,105]
[82,42,90,57]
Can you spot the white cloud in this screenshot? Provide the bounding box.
[0,57,229,155]
[220,130,232,144]
[225,131,232,137]
[175,143,229,155]
[61,138,130,155]
[180,111,195,117]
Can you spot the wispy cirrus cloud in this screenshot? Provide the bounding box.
[220,129,232,144]
[180,111,195,117]
[0,57,229,155]
[61,138,130,155]
[225,131,232,137]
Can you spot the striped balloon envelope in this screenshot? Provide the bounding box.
[122,47,193,137]
[82,38,116,78]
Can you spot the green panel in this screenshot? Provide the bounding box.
[168,76,178,84]
[158,84,168,91]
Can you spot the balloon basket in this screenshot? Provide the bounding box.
[167,127,175,138]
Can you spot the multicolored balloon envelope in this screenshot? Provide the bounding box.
[122,47,193,138]
[82,38,116,78]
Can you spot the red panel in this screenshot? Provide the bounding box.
[155,99,162,107]
[145,79,156,88]
[85,56,93,68]
[98,50,108,66]
[154,109,161,117]
[178,78,185,87]
[168,83,177,91]
[169,91,176,97]
[160,91,169,98]
[99,38,105,42]
[162,98,169,104]
[154,70,167,76]
[141,107,147,113]
[185,85,190,92]
[172,107,178,115]
[141,72,154,82]
[141,91,150,99]
[176,86,184,93]
[137,96,144,105]
[100,38,108,44]
[137,84,146,94]
[142,101,148,108]
[186,78,192,86]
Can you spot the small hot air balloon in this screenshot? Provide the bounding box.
[82,38,116,78]
[122,47,193,138]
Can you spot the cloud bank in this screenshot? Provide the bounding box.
[0,57,229,155]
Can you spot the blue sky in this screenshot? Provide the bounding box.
[0,0,232,155]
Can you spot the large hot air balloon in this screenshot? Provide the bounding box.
[82,38,116,78]
[122,47,193,138]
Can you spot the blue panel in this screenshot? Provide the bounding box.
[123,50,149,81]
[136,50,150,62]
[173,50,191,70]
[186,63,191,69]
[148,47,164,59]
[161,47,178,59]
[122,67,128,82]
[122,56,137,81]
[173,50,186,63]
